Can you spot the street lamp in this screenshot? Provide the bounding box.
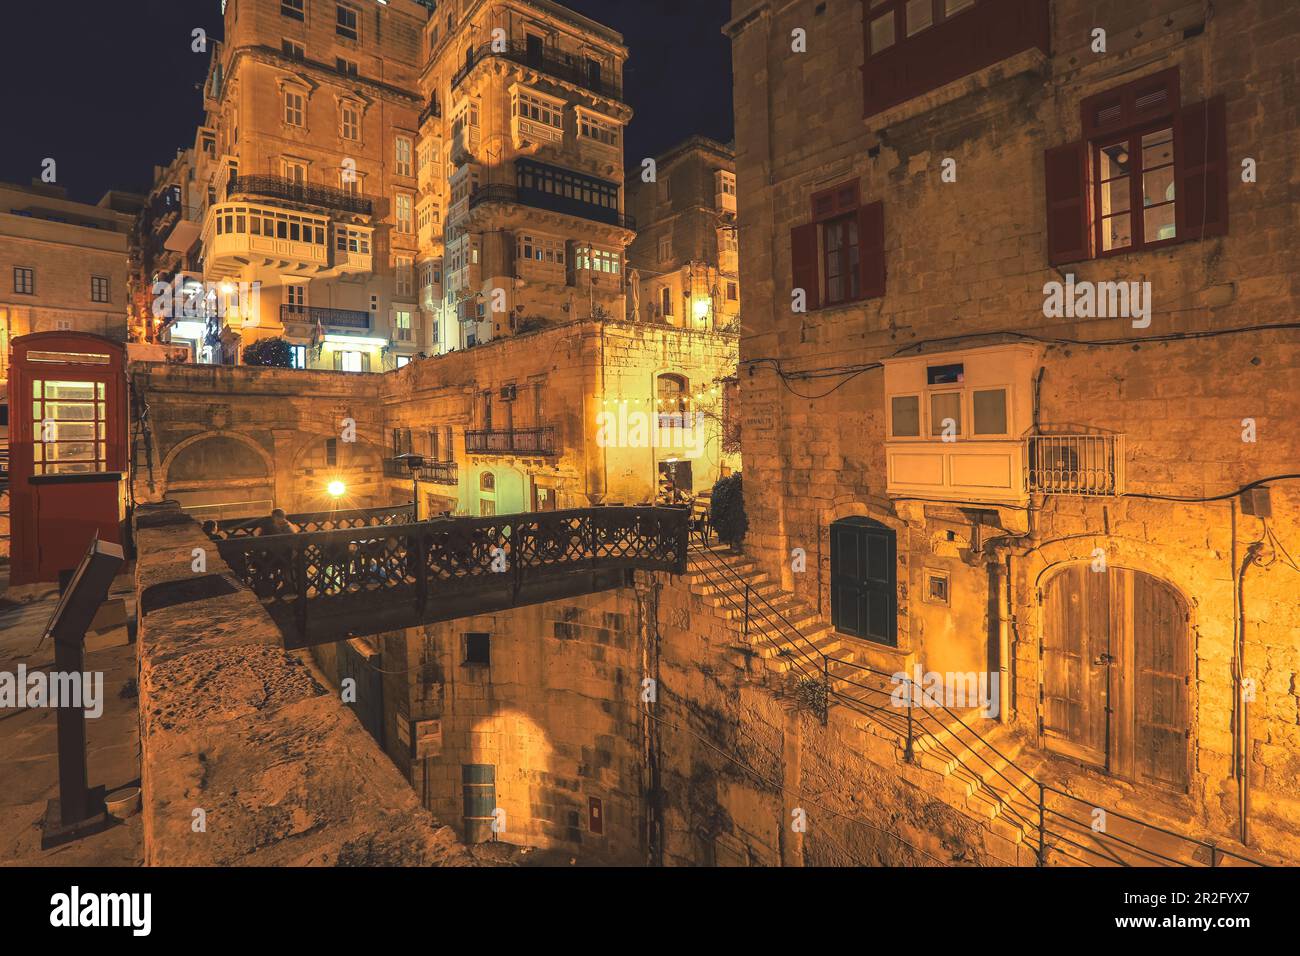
[394,453,425,519]
[327,480,346,499]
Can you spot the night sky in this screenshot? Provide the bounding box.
[0,0,734,204]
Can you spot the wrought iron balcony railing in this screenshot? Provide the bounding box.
[384,458,459,484]
[468,183,634,230]
[465,426,557,456]
[1025,434,1125,497]
[281,304,371,330]
[212,506,688,646]
[210,504,415,541]
[228,174,373,217]
[451,40,622,101]
[417,460,458,485]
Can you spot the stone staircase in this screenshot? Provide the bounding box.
[681,542,1268,867]
[684,543,1042,863]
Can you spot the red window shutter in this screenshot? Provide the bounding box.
[1044,140,1090,265]
[811,179,860,222]
[1082,67,1180,139]
[1177,96,1228,241]
[857,200,885,299]
[791,223,820,312]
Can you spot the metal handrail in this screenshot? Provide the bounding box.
[686,536,1268,868]
[227,174,373,216]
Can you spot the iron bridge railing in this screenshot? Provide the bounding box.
[210,504,414,540]
[212,506,688,644]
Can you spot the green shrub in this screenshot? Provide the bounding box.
[709,473,747,546]
[242,337,294,368]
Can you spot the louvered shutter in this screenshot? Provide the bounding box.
[1044,140,1090,265]
[791,223,820,312]
[1177,96,1229,241]
[857,200,886,299]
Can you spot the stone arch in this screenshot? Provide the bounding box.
[161,429,274,483]
[160,430,276,520]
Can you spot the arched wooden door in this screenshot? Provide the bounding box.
[1041,564,1190,791]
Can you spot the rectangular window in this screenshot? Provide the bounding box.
[14,267,34,295]
[284,90,305,127]
[890,395,920,437]
[972,388,1008,435]
[823,214,860,305]
[395,136,414,177]
[336,57,358,77]
[929,392,962,436]
[924,570,951,606]
[658,234,672,262]
[90,276,110,302]
[463,632,490,666]
[281,39,304,59]
[339,103,359,141]
[325,437,338,466]
[31,380,108,475]
[395,193,413,233]
[290,345,307,369]
[286,285,305,307]
[336,4,358,40]
[1095,125,1176,253]
[281,0,304,20]
[395,257,413,297]
[461,764,496,843]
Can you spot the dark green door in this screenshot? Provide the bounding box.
[830,518,897,645]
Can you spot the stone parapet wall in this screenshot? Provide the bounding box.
[132,500,477,866]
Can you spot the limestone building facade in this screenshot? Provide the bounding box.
[0,180,140,389]
[416,0,635,354]
[725,0,1300,860]
[161,0,432,371]
[626,136,741,333]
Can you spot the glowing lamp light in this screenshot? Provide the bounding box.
[327,480,347,498]
[692,298,711,321]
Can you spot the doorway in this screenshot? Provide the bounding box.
[829,517,897,646]
[1041,564,1190,790]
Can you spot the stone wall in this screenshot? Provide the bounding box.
[132,500,476,865]
[727,0,1300,860]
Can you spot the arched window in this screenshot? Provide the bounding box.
[480,471,496,492]
[657,373,688,414]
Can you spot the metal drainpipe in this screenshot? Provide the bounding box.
[1235,535,1263,847]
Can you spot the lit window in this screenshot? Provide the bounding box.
[905,0,933,35]
[869,13,895,53]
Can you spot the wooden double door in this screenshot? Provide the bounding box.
[1041,564,1190,791]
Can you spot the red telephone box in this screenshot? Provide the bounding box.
[9,332,128,585]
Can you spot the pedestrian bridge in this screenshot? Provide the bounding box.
[210,505,689,648]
